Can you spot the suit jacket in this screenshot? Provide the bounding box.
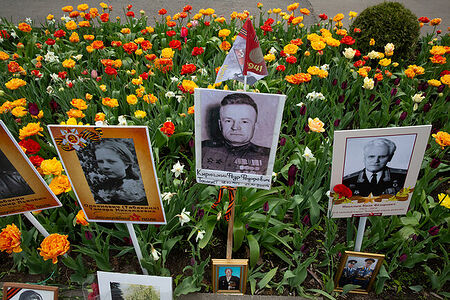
[0,170,34,199]
[202,140,270,174]
[343,167,406,197]
[218,275,240,290]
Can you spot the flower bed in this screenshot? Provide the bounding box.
[0,2,449,298]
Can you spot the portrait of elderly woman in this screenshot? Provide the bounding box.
[76,138,148,206]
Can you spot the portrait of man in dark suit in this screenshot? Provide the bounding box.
[218,268,240,290]
[202,93,270,175]
[0,149,34,199]
[343,138,407,196]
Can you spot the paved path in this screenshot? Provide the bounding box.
[0,0,447,35]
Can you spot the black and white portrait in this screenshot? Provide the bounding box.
[342,135,416,197]
[0,148,34,200]
[76,138,148,206]
[195,89,285,180]
[2,283,58,300]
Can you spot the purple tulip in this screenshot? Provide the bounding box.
[341,81,347,89]
[428,226,440,236]
[373,77,378,86]
[369,94,376,102]
[437,84,445,93]
[395,98,401,105]
[334,119,341,127]
[391,88,398,96]
[279,137,286,146]
[190,257,196,266]
[302,215,310,226]
[123,236,132,245]
[49,99,59,112]
[338,94,345,103]
[304,125,310,133]
[263,201,269,212]
[91,69,98,79]
[300,244,309,254]
[410,234,418,241]
[399,111,407,121]
[332,79,338,86]
[196,208,204,220]
[430,158,441,169]
[393,78,401,85]
[85,231,93,240]
[188,139,194,148]
[287,165,298,186]
[299,105,306,115]
[399,254,407,262]
[245,224,249,230]
[423,103,431,112]
[28,103,39,116]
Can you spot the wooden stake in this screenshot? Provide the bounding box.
[226,203,235,259]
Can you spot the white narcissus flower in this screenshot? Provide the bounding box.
[161,192,176,204]
[73,54,83,61]
[362,77,374,90]
[296,102,305,107]
[165,91,175,98]
[302,146,316,162]
[170,77,178,82]
[10,30,18,38]
[306,91,325,101]
[412,93,425,111]
[196,230,206,242]
[95,120,108,126]
[269,47,277,54]
[151,245,161,261]
[342,47,356,59]
[320,64,329,71]
[176,208,190,226]
[118,115,127,125]
[171,161,184,178]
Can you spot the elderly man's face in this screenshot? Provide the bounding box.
[225,268,232,276]
[219,104,257,146]
[364,145,391,172]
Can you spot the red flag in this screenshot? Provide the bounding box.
[240,19,267,76]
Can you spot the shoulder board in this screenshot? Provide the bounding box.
[389,168,407,174]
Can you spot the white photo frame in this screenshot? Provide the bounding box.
[97,271,172,300]
[329,125,431,218]
[195,88,285,190]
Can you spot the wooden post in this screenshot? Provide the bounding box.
[226,204,235,259]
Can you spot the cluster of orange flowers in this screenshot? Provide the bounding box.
[285,73,312,84]
[38,233,70,264]
[0,224,22,254]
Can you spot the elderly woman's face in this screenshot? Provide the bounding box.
[95,148,127,179]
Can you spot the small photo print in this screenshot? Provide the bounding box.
[334,251,385,294]
[97,271,172,300]
[76,138,148,206]
[195,88,285,189]
[2,282,58,300]
[328,125,431,218]
[0,121,61,217]
[212,259,248,294]
[48,125,166,224]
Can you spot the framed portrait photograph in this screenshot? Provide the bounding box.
[97,271,172,300]
[48,125,166,224]
[328,125,431,218]
[2,282,58,300]
[195,88,285,190]
[0,121,61,217]
[212,259,248,294]
[334,251,385,294]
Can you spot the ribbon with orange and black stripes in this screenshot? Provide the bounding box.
[211,186,237,221]
[5,287,21,300]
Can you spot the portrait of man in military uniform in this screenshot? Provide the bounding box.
[343,138,407,197]
[0,148,34,200]
[201,93,272,175]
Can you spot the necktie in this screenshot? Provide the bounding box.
[370,173,377,184]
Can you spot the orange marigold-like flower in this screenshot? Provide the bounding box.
[290,38,303,46]
[143,94,158,104]
[38,233,70,264]
[287,3,299,11]
[333,13,344,22]
[285,73,312,84]
[404,68,415,79]
[441,74,450,86]
[77,4,89,11]
[78,21,90,27]
[95,112,106,121]
[432,131,450,149]
[11,106,27,118]
[62,59,76,68]
[71,98,88,110]
[188,105,195,114]
[219,41,231,51]
[300,8,310,15]
[62,6,73,12]
[430,18,441,26]
[18,23,32,32]
[429,46,446,56]
[75,210,89,226]
[91,40,105,49]
[311,40,326,51]
[430,55,446,64]
[308,117,325,132]
[40,157,63,176]
[67,108,86,119]
[154,58,173,73]
[19,122,43,140]
[181,79,198,93]
[102,97,119,108]
[0,51,9,60]
[5,78,27,90]
[65,20,77,30]
[49,175,71,195]
[160,121,175,137]
[0,224,22,254]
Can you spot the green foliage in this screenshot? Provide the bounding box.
[350,2,420,60]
